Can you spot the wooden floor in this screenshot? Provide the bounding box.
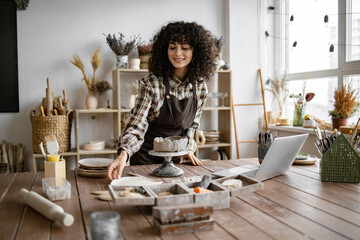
[1,158,360,240]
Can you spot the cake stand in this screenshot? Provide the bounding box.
[149,150,187,177]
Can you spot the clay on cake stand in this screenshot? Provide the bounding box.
[148,150,187,177]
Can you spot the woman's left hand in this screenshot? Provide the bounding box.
[180,152,202,166]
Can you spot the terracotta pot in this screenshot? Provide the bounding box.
[85,91,98,109]
[332,117,347,130]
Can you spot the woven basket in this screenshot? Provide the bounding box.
[30,110,74,154]
[321,134,360,182]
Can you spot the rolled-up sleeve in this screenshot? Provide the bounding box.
[117,79,153,157]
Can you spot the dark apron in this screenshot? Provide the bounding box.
[130,78,197,165]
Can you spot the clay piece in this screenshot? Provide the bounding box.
[153,136,188,152]
[222,179,243,190]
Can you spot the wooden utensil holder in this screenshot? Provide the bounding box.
[44,159,66,186]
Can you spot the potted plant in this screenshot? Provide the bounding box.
[105,33,142,69]
[289,82,315,127]
[70,49,112,109]
[266,72,290,125]
[137,42,152,69]
[329,84,359,130]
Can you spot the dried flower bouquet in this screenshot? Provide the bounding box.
[105,33,142,56]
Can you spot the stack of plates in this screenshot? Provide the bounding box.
[293,153,318,165]
[204,130,220,144]
[83,140,105,151]
[75,158,113,178]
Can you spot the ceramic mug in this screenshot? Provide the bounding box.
[130,58,140,69]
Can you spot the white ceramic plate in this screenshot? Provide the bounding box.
[78,158,113,168]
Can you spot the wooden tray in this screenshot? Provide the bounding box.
[145,183,193,206]
[180,181,230,210]
[213,174,263,197]
[109,185,156,205]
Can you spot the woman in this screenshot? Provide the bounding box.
[108,21,218,180]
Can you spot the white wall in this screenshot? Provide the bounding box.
[0,0,266,170]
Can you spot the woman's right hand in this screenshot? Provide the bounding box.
[107,150,128,181]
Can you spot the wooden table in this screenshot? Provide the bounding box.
[1,158,360,240]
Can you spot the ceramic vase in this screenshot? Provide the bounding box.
[128,94,137,109]
[332,117,347,130]
[85,91,98,109]
[139,54,151,69]
[116,55,129,69]
[293,104,306,127]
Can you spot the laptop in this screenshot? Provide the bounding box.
[212,133,309,181]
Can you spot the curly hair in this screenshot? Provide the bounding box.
[149,21,218,83]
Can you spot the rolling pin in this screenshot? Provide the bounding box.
[46,78,53,116]
[62,90,71,112]
[19,188,74,226]
[57,96,66,115]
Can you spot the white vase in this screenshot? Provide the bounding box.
[85,91,98,109]
[116,55,129,69]
[128,94,137,109]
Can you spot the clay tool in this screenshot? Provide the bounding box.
[57,96,66,115]
[40,106,45,117]
[62,90,71,112]
[198,174,211,189]
[39,142,47,160]
[19,188,74,226]
[46,77,53,116]
[42,97,47,114]
[53,109,58,116]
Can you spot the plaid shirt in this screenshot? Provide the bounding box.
[118,74,208,158]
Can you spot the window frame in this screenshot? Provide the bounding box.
[277,0,360,88]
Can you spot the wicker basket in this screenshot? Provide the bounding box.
[30,110,74,154]
[321,134,360,182]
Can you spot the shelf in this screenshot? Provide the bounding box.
[120,109,131,113]
[32,149,78,158]
[76,109,119,114]
[203,107,231,111]
[115,69,230,73]
[78,148,117,155]
[197,143,231,149]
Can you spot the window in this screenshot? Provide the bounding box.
[278,0,360,123]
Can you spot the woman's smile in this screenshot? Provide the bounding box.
[168,42,193,79]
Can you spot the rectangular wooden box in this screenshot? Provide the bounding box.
[213,174,263,197]
[44,160,66,186]
[145,183,193,206]
[108,185,155,205]
[180,181,230,210]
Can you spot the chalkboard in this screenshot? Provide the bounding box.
[0,0,19,112]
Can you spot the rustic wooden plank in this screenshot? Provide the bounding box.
[16,171,52,240]
[0,172,36,240]
[273,171,360,211]
[211,209,272,240]
[239,192,348,240]
[112,204,161,240]
[76,175,112,239]
[291,165,360,193]
[258,182,360,239]
[229,197,307,239]
[0,173,16,202]
[52,171,86,240]
[265,180,360,227]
